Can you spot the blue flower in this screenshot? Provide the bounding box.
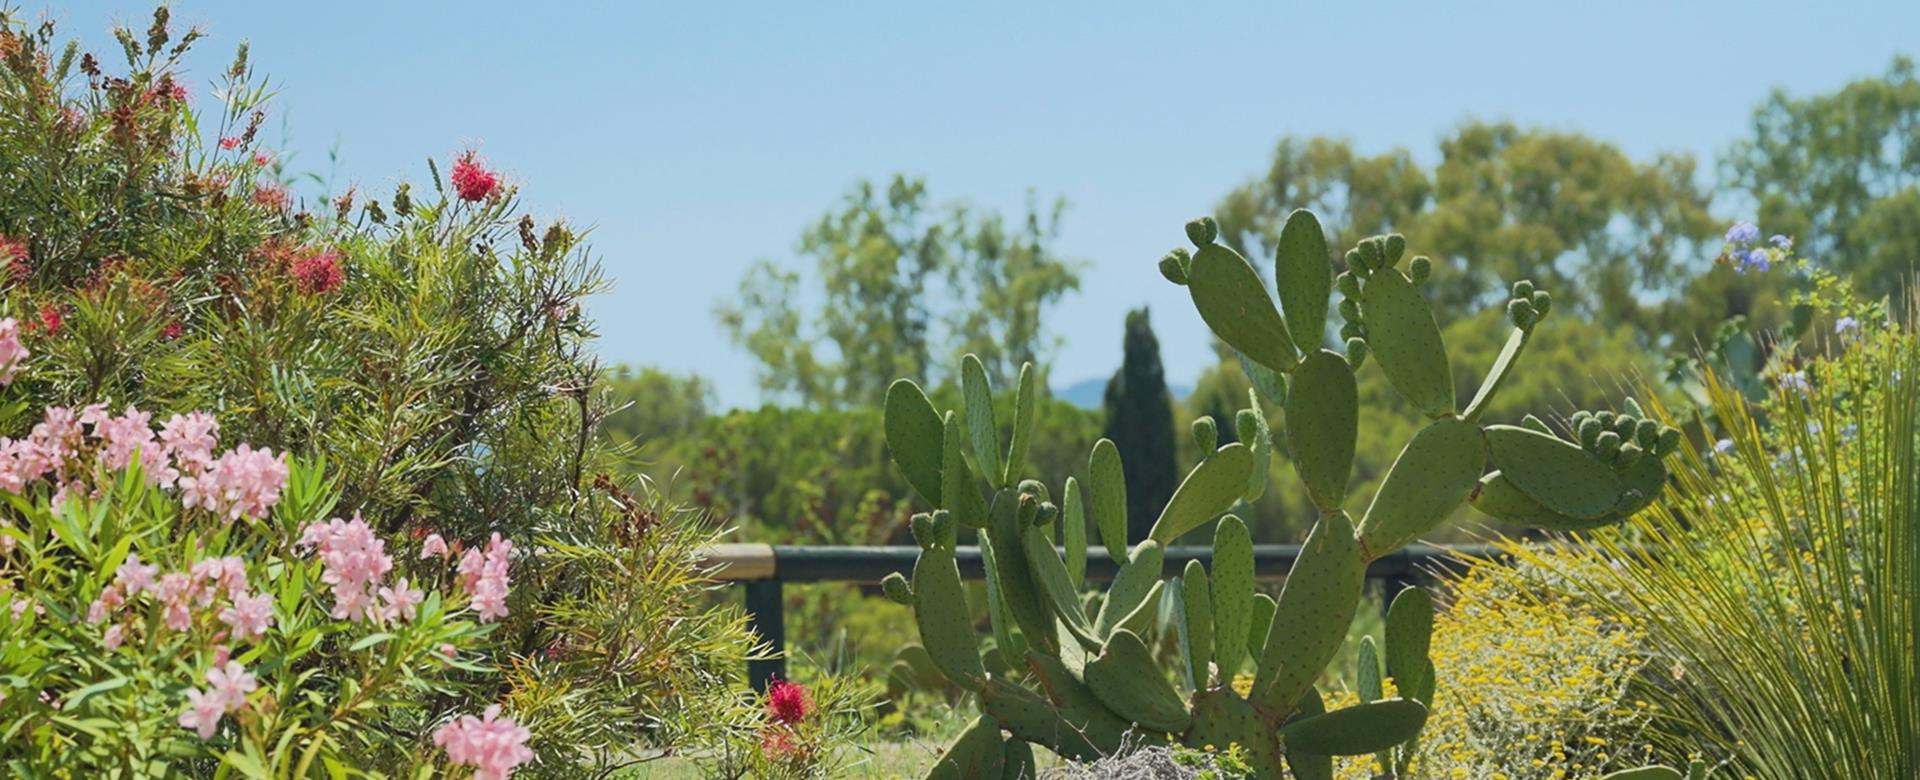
[1712,438,1736,456]
[1740,248,1772,273]
[1778,370,1810,395]
[1726,222,1760,244]
[1770,234,1792,250]
[1835,316,1860,335]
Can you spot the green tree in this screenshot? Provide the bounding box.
[1101,307,1178,542]
[717,175,1080,408]
[600,365,713,447]
[1722,56,1920,297]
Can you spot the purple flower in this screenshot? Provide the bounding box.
[1778,371,1810,395]
[1712,438,1736,456]
[1738,248,1772,273]
[1726,222,1761,245]
[1770,234,1792,250]
[1835,316,1859,335]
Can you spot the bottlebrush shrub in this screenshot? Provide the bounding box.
[670,674,873,780]
[0,7,770,777]
[0,402,512,775]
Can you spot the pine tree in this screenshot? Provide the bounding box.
[1102,308,1178,542]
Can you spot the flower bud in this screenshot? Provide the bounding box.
[1185,216,1219,247]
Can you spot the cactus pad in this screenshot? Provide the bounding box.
[1253,511,1364,713]
[1088,439,1129,561]
[1359,267,1454,416]
[1148,442,1255,544]
[885,379,944,505]
[1187,243,1298,372]
[1485,424,1623,520]
[1356,416,1485,557]
[961,354,1004,487]
[1284,349,1359,510]
[1274,209,1333,351]
[1085,628,1193,733]
[911,546,985,688]
[1209,516,1255,678]
[1277,698,1429,756]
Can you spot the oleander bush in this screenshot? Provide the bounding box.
[0,7,789,777]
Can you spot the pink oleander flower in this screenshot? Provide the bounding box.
[179,688,225,739]
[450,151,502,202]
[115,552,160,595]
[206,660,257,712]
[420,532,449,559]
[103,623,124,650]
[298,514,396,622]
[433,705,533,780]
[378,578,424,623]
[86,585,122,623]
[93,405,160,476]
[179,444,289,522]
[457,533,513,622]
[437,643,458,661]
[158,412,219,474]
[219,591,274,640]
[0,317,27,385]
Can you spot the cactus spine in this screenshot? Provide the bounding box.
[881,210,1683,778]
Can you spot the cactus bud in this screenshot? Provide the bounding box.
[1507,299,1537,329]
[1577,417,1604,449]
[1521,414,1552,435]
[1235,408,1261,443]
[1337,298,1361,322]
[1346,337,1370,368]
[1383,233,1407,266]
[1191,416,1219,451]
[1571,410,1593,429]
[1512,280,1535,300]
[881,571,913,604]
[1612,414,1639,438]
[1530,290,1552,319]
[1358,238,1385,271]
[1655,426,1683,456]
[1409,255,1432,283]
[910,513,936,549]
[1016,492,1040,527]
[1622,397,1646,418]
[1340,321,1366,341]
[1595,430,1623,459]
[1345,248,1370,278]
[931,509,955,541]
[1158,249,1191,285]
[1634,418,1661,448]
[1337,271,1362,299]
[1615,442,1646,468]
[1185,216,1219,247]
[1018,479,1050,503]
[1035,501,1059,527]
[1595,411,1617,428]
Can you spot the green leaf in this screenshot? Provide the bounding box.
[348,632,396,652]
[62,676,129,710]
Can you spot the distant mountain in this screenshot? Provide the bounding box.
[1056,377,1191,411]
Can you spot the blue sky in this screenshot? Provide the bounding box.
[62,1,1920,407]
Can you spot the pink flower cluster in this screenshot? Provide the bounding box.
[178,660,257,739]
[451,151,502,202]
[297,514,425,624]
[91,552,274,651]
[0,405,287,522]
[433,705,533,780]
[0,317,26,385]
[457,533,513,622]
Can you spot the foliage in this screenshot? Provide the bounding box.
[601,366,714,447]
[1511,302,1918,777]
[717,175,1081,408]
[1102,308,1178,542]
[668,676,873,780]
[0,8,777,776]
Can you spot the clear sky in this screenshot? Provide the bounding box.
[61,1,1920,407]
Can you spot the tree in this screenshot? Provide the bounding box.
[600,365,713,447]
[1101,308,1178,542]
[1215,123,1717,341]
[717,175,1081,408]
[1723,56,1920,297]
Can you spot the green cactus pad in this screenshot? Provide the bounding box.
[1024,653,1136,757]
[1472,471,1622,531]
[1611,456,1670,517]
[1188,243,1298,372]
[1463,329,1531,422]
[1186,688,1285,778]
[1275,209,1333,352]
[1598,768,1685,780]
[1178,559,1214,690]
[979,678,1101,763]
[884,379,944,505]
[1088,439,1130,561]
[1355,416,1485,557]
[1115,579,1165,639]
[925,715,1006,780]
[961,355,1004,487]
[1253,511,1365,713]
[986,489,1060,654]
[1238,351,1289,407]
[912,546,986,688]
[1002,741,1034,780]
[1485,424,1623,520]
[1085,628,1193,733]
[882,571,913,604]
[1356,636,1383,703]
[1095,540,1165,637]
[1277,698,1429,756]
[1285,350,1359,510]
[1359,267,1454,416]
[1061,477,1087,586]
[979,530,1027,662]
[1235,395,1273,502]
[1209,516,1254,677]
[1022,519,1101,650]
[1283,688,1335,780]
[1148,442,1255,544]
[1245,592,1276,675]
[1384,586,1435,721]
[1004,362,1038,486]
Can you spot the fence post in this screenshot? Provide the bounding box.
[744,580,785,692]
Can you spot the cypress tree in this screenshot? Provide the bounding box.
[1102,308,1178,542]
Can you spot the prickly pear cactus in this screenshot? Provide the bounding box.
[881,210,1684,779]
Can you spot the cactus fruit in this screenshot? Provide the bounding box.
[882,210,1682,779]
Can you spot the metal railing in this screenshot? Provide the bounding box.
[703,543,1494,691]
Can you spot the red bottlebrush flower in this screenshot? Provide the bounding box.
[252,150,272,167]
[252,183,289,211]
[219,136,240,150]
[290,249,344,295]
[759,728,799,760]
[450,151,501,202]
[38,304,62,335]
[161,319,184,341]
[765,678,810,725]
